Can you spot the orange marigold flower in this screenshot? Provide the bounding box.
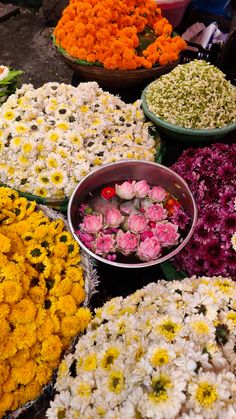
[41,335,62,362]
[12,360,37,385]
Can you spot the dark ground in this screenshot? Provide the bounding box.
[0,4,236,418]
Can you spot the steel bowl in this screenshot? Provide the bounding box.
[68,160,197,268]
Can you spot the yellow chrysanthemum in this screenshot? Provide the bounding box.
[151,348,170,367]
[9,348,30,368]
[57,295,77,315]
[64,266,83,283]
[3,281,23,304]
[0,319,10,341]
[82,354,97,372]
[1,261,22,281]
[195,382,218,408]
[156,319,181,341]
[41,335,62,362]
[0,337,17,362]
[12,360,37,385]
[26,243,47,263]
[36,362,52,385]
[0,303,10,319]
[0,361,10,385]
[0,393,13,413]
[101,347,120,370]
[48,219,64,236]
[61,315,79,338]
[50,171,64,185]
[10,298,37,325]
[52,278,72,297]
[34,187,48,198]
[70,283,85,305]
[37,317,55,342]
[53,242,68,258]
[12,323,37,350]
[77,383,92,398]
[76,307,92,332]
[108,371,124,394]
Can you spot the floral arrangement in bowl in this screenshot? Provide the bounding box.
[0,81,158,203]
[47,276,236,419]
[76,179,190,264]
[171,143,236,279]
[0,186,92,417]
[54,0,187,70]
[0,65,23,105]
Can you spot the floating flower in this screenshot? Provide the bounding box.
[145,203,167,222]
[94,232,115,255]
[136,236,161,261]
[134,180,150,198]
[105,208,124,228]
[115,181,136,200]
[101,186,116,200]
[116,230,139,255]
[82,214,103,234]
[154,222,180,247]
[149,186,166,202]
[127,213,147,234]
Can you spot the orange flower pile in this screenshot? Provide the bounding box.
[54,0,187,70]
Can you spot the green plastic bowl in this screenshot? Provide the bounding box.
[142,83,236,143]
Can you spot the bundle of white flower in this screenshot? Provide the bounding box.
[47,276,236,419]
[0,82,156,199]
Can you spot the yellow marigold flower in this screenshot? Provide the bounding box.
[0,319,10,341]
[0,284,3,303]
[0,393,13,413]
[0,233,11,253]
[57,295,77,315]
[49,313,60,333]
[52,278,72,297]
[0,361,10,385]
[0,303,10,319]
[21,273,31,293]
[13,323,37,350]
[1,261,22,282]
[30,342,42,359]
[29,286,46,305]
[70,283,85,305]
[41,335,62,362]
[26,243,47,264]
[61,315,79,338]
[33,224,50,240]
[0,337,17,362]
[53,242,68,258]
[3,280,23,304]
[0,252,8,267]
[48,219,64,236]
[65,255,81,266]
[65,266,83,283]
[12,360,37,385]
[76,307,92,332]
[13,381,41,410]
[36,362,52,385]
[9,348,30,368]
[10,298,37,325]
[37,317,55,342]
[4,377,17,393]
[50,258,66,276]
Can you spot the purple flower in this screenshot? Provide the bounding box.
[171,143,236,278]
[170,207,190,231]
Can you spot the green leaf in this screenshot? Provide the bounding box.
[136,26,156,55]
[160,261,187,281]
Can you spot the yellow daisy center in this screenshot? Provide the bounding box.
[151,348,169,367]
[195,382,218,408]
[157,319,181,341]
[149,374,172,403]
[192,321,210,335]
[4,111,15,120]
[108,371,124,394]
[101,348,120,369]
[83,354,97,371]
[77,383,92,398]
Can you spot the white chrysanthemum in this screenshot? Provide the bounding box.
[0,65,9,81]
[231,232,236,251]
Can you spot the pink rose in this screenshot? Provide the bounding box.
[149,186,166,202]
[76,231,94,243]
[105,208,124,228]
[82,214,103,234]
[154,222,180,246]
[145,204,167,222]
[116,229,139,255]
[115,181,135,200]
[137,237,161,261]
[127,213,147,233]
[140,230,154,241]
[134,180,150,198]
[94,233,115,255]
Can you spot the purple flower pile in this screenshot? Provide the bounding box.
[172,143,236,279]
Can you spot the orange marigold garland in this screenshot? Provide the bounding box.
[54,0,187,70]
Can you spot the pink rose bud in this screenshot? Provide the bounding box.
[115,181,135,200]
[76,230,94,243]
[127,213,148,233]
[134,180,150,198]
[145,204,167,222]
[149,186,166,202]
[140,230,154,241]
[82,214,103,234]
[154,222,180,246]
[116,229,139,255]
[137,237,161,261]
[105,208,124,228]
[94,233,115,255]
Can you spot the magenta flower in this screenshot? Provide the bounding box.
[137,237,161,261]
[105,208,124,228]
[127,213,147,234]
[140,230,154,241]
[82,214,103,234]
[134,180,150,198]
[172,143,236,279]
[154,222,180,246]
[94,233,115,255]
[115,181,135,200]
[145,204,167,222]
[116,229,139,255]
[149,186,166,202]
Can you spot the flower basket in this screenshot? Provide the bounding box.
[53,37,180,90]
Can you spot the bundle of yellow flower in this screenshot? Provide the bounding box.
[0,187,91,418]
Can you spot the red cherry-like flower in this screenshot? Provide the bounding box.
[101,186,116,200]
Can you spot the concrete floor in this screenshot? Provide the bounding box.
[0,7,72,88]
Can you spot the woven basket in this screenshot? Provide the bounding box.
[53,38,179,89]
